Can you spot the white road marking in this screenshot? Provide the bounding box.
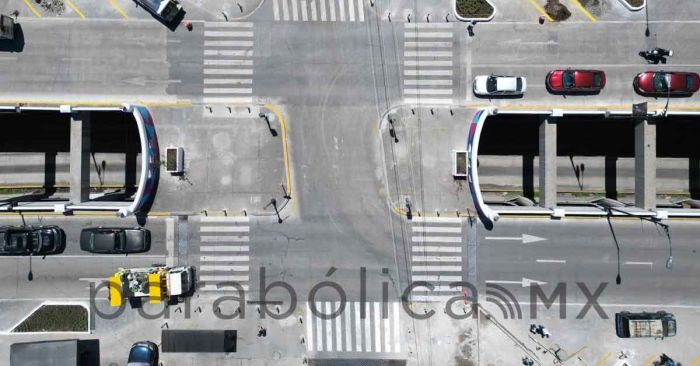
[292,0,299,20]
[306,302,314,351]
[204,78,253,85]
[325,302,333,351]
[404,79,453,86]
[354,302,362,352]
[412,246,462,253]
[301,0,308,21]
[393,302,400,352]
[329,0,336,21]
[412,236,461,243]
[204,59,253,66]
[411,275,462,282]
[403,97,453,104]
[412,265,462,272]
[203,69,254,75]
[625,261,653,266]
[412,255,462,262]
[373,302,381,352]
[357,0,364,22]
[200,255,250,262]
[348,0,355,21]
[315,301,323,351]
[339,0,345,21]
[282,0,290,20]
[199,284,249,291]
[405,60,453,67]
[204,50,253,57]
[205,22,253,27]
[202,97,254,103]
[199,275,249,282]
[201,235,250,242]
[310,0,318,21]
[199,265,249,271]
[410,295,460,302]
[345,302,352,351]
[200,226,250,232]
[204,40,253,47]
[203,88,253,94]
[334,301,342,351]
[404,32,453,38]
[166,217,175,267]
[200,245,249,252]
[404,50,453,57]
[201,216,250,222]
[410,217,462,223]
[383,303,390,352]
[404,41,453,48]
[404,88,454,95]
[204,31,253,37]
[320,0,327,21]
[364,301,371,351]
[273,0,280,19]
[404,22,454,28]
[536,259,566,264]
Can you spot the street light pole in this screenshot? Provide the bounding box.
[645,1,650,37]
[28,253,33,281]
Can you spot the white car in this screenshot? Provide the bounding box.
[473,75,527,96]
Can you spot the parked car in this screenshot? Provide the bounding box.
[546,69,606,93]
[473,75,527,96]
[633,71,700,96]
[128,341,159,366]
[0,226,65,256]
[615,311,676,339]
[80,227,151,254]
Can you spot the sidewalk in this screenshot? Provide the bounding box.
[379,105,477,217]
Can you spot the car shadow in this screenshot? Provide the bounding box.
[473,93,525,100]
[0,23,24,53]
[132,1,186,31]
[546,86,602,96]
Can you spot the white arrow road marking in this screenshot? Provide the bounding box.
[484,234,547,244]
[485,277,548,288]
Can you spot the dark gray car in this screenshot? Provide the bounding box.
[0,226,66,256]
[80,227,151,254]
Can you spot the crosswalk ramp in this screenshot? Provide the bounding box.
[402,23,455,105]
[272,0,365,22]
[196,216,251,296]
[305,301,402,354]
[203,22,254,105]
[409,217,465,302]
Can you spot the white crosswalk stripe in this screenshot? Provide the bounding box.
[196,216,252,296]
[273,0,365,22]
[305,301,401,353]
[409,216,465,302]
[402,23,455,105]
[203,22,254,105]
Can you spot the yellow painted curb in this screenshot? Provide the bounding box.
[570,0,597,22]
[526,0,553,22]
[0,100,192,108]
[463,103,700,111]
[107,0,129,19]
[595,352,612,366]
[65,0,86,19]
[264,103,292,196]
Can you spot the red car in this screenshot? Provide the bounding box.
[546,69,606,93]
[633,71,700,96]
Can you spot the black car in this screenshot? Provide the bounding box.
[0,226,66,256]
[80,227,151,254]
[127,341,159,366]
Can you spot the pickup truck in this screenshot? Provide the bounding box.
[615,311,676,338]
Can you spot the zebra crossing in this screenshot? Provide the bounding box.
[203,22,254,105]
[402,23,455,105]
[272,0,365,22]
[305,301,401,354]
[409,216,465,302]
[196,216,251,296]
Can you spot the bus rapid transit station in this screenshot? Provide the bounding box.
[467,106,700,229]
[0,104,159,217]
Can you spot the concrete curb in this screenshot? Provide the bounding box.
[453,0,496,23]
[617,0,645,12]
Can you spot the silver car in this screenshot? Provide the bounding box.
[473,75,527,96]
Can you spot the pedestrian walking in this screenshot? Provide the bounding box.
[257,326,267,337]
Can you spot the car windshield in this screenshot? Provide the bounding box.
[563,71,575,88]
[686,75,695,90]
[593,74,601,87]
[653,74,668,92]
[8,232,36,252]
[128,345,151,362]
[516,78,522,91]
[486,77,497,92]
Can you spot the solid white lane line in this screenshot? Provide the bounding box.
[204,69,254,75]
[204,31,253,37]
[201,236,249,242]
[410,217,462,223]
[199,275,249,281]
[273,0,280,20]
[335,301,342,351]
[300,0,308,21]
[202,97,254,103]
[412,255,462,262]
[404,41,453,48]
[364,301,371,351]
[625,261,653,266]
[412,265,462,272]
[345,302,352,352]
[204,59,253,66]
[404,50,453,57]
[200,245,249,252]
[200,255,250,262]
[199,265,249,271]
[412,236,461,243]
[404,32,453,38]
[404,79,453,86]
[373,302,381,352]
[412,226,461,233]
[404,89,453,95]
[348,0,355,21]
[292,0,299,21]
[404,22,454,28]
[325,302,333,351]
[204,40,253,47]
[404,60,453,67]
[403,97,453,104]
[203,78,253,85]
[412,275,462,282]
[412,246,462,253]
[315,301,323,351]
[306,302,314,351]
[203,88,253,94]
[536,259,566,264]
[200,226,250,232]
[205,22,253,27]
[393,302,400,352]
[339,0,345,21]
[354,302,361,352]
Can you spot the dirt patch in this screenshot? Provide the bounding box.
[13,305,88,332]
[455,0,495,18]
[544,0,571,21]
[622,0,644,7]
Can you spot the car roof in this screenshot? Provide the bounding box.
[495,77,518,91]
[92,231,119,251]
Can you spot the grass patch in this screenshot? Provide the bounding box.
[13,305,88,333]
[455,0,494,18]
